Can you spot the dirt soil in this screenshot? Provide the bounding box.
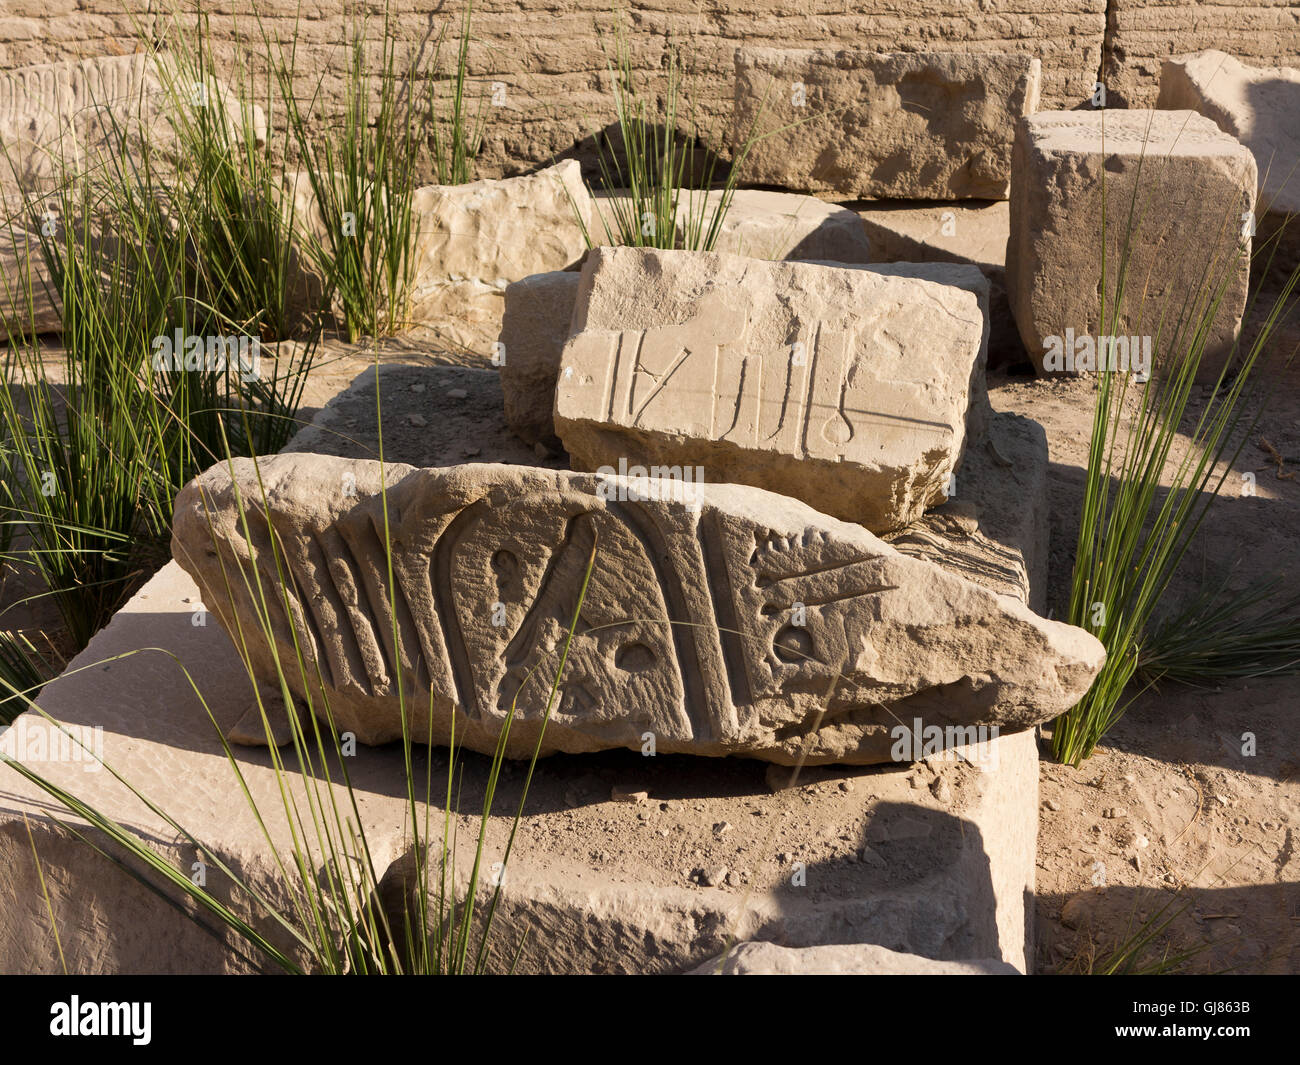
[992,276,1300,974]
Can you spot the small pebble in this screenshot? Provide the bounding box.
[610,786,647,804]
[1044,799,1062,812]
[407,413,427,427]
[446,388,468,399]
[700,865,728,888]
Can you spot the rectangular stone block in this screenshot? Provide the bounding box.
[854,199,1025,368]
[499,269,582,447]
[733,49,1042,200]
[1157,50,1300,261]
[554,246,989,533]
[1006,109,1256,381]
[407,160,595,355]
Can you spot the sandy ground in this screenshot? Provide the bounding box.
[992,277,1300,974]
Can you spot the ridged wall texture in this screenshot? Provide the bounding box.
[0,2,1294,176]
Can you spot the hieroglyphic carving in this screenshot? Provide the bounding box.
[555,248,988,532]
[172,454,1105,765]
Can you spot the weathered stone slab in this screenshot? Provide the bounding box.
[0,555,1044,973]
[278,161,595,352]
[591,189,873,262]
[171,451,1103,766]
[503,194,872,447]
[499,270,582,448]
[733,50,1042,200]
[553,247,988,533]
[1,364,1053,974]
[407,161,596,354]
[1157,50,1300,217]
[698,190,871,260]
[853,199,1025,368]
[0,53,261,193]
[1006,110,1256,381]
[1157,50,1300,279]
[690,941,1021,974]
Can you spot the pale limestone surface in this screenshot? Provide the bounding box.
[406,161,595,353]
[170,452,1104,766]
[733,50,1042,200]
[1006,109,1256,380]
[553,247,989,533]
[690,941,1021,974]
[499,270,582,448]
[1157,50,1300,215]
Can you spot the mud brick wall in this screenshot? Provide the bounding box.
[0,1,1296,177]
[1104,0,1300,105]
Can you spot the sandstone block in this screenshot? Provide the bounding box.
[1157,51,1300,217]
[499,270,582,448]
[733,49,1042,200]
[690,941,1020,974]
[1006,109,1256,380]
[638,188,869,261]
[407,160,596,353]
[592,189,872,261]
[553,247,988,533]
[0,53,263,337]
[171,452,1104,766]
[1157,49,1300,278]
[854,200,1025,368]
[0,53,262,196]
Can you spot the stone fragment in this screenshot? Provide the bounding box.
[690,941,1020,975]
[0,53,263,195]
[592,190,871,262]
[1006,110,1256,381]
[1158,50,1300,277]
[279,161,594,351]
[499,270,582,448]
[610,786,648,804]
[854,200,1025,368]
[407,161,595,353]
[1157,50,1300,216]
[733,50,1042,200]
[685,190,872,261]
[501,194,871,448]
[553,247,988,533]
[171,452,1104,766]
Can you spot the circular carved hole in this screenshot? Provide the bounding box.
[773,625,813,665]
[614,642,656,672]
